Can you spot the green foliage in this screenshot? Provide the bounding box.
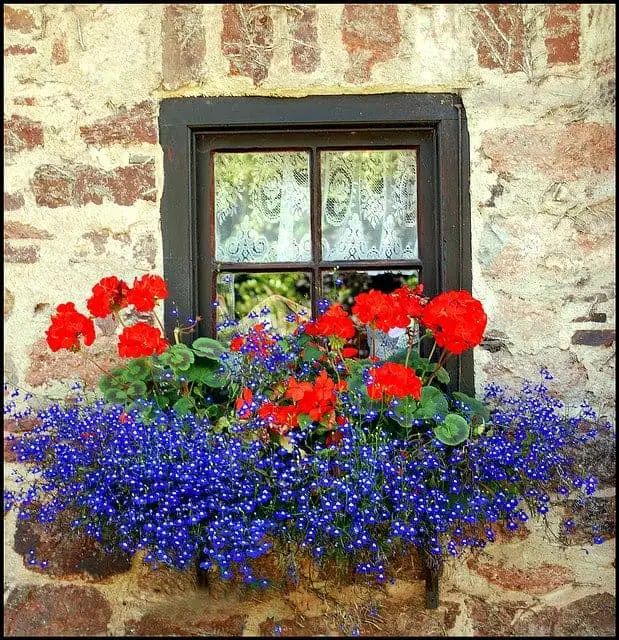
[433,413,470,445]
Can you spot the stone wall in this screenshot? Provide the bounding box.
[3,3,615,636]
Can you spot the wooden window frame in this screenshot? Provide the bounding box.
[159,93,473,393]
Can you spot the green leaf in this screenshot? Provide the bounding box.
[297,413,312,429]
[392,396,418,428]
[172,396,194,416]
[103,387,128,404]
[125,380,148,398]
[433,413,470,445]
[192,337,226,361]
[413,386,449,420]
[126,358,151,379]
[452,391,491,421]
[167,344,194,370]
[302,346,323,363]
[203,369,228,388]
[434,367,450,385]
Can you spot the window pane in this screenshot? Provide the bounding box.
[321,269,420,312]
[216,272,311,337]
[321,149,418,261]
[322,269,420,359]
[214,152,311,263]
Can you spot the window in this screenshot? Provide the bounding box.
[159,94,472,392]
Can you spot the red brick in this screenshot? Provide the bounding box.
[288,5,319,73]
[51,35,69,65]
[31,162,156,208]
[80,101,157,147]
[471,4,526,73]
[162,4,206,90]
[4,220,53,239]
[13,96,37,105]
[4,243,39,263]
[4,433,20,462]
[4,114,44,153]
[466,597,525,636]
[553,593,615,636]
[545,4,580,65]
[26,336,123,388]
[4,44,36,55]
[341,5,401,83]
[221,4,274,86]
[468,558,573,594]
[481,123,615,181]
[4,416,40,433]
[4,5,36,33]
[4,191,24,211]
[4,584,112,636]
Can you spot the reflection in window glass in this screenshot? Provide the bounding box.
[214,151,312,263]
[216,272,311,338]
[321,149,418,261]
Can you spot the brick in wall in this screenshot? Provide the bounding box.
[80,101,157,147]
[288,5,319,73]
[3,5,36,33]
[341,4,401,83]
[545,4,580,65]
[4,115,44,154]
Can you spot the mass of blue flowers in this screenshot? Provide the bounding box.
[4,369,611,585]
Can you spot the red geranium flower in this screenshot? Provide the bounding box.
[421,290,487,355]
[86,276,130,318]
[284,369,343,422]
[117,322,168,358]
[126,274,169,312]
[46,302,96,352]
[305,303,356,340]
[257,402,300,435]
[230,336,244,352]
[352,289,410,333]
[392,285,427,320]
[235,387,254,419]
[366,362,423,401]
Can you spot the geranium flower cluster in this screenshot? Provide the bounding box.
[45,274,169,358]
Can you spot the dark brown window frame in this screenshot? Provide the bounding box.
[159,93,473,393]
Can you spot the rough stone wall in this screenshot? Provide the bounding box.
[3,3,615,636]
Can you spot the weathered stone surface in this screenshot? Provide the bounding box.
[3,5,36,33]
[553,592,615,636]
[481,123,615,181]
[4,242,39,263]
[341,4,401,83]
[4,191,24,211]
[126,612,247,637]
[567,423,616,488]
[130,552,198,597]
[161,5,205,90]
[571,329,615,346]
[31,162,156,208]
[288,5,319,73]
[4,220,53,239]
[80,101,157,147]
[560,495,616,545]
[26,335,123,388]
[466,596,524,636]
[469,4,526,73]
[467,558,573,594]
[221,4,274,86]
[14,507,132,580]
[544,4,580,65]
[4,114,44,153]
[4,584,112,636]
[82,228,131,254]
[572,312,607,323]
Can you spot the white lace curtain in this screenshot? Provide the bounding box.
[214,149,418,263]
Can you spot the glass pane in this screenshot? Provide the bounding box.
[216,272,311,338]
[322,269,420,359]
[321,269,420,313]
[214,151,311,263]
[321,149,418,261]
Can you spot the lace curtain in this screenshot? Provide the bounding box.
[214,149,418,263]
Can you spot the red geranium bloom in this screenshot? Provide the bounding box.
[117,322,168,358]
[392,285,427,320]
[305,303,356,340]
[341,347,358,358]
[285,369,343,422]
[126,274,169,312]
[46,302,96,352]
[86,276,130,318]
[352,289,410,333]
[257,402,300,435]
[421,290,487,355]
[230,336,244,352]
[366,362,423,401]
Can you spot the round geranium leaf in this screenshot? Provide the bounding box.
[126,358,151,379]
[434,413,470,446]
[125,381,148,398]
[192,337,226,361]
[103,387,128,404]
